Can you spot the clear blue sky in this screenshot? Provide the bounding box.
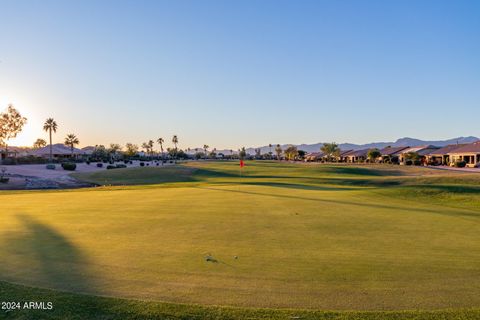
[0,0,479,149]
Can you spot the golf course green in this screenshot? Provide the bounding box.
[1,161,480,319]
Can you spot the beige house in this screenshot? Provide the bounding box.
[304,152,324,162]
[398,145,440,164]
[425,144,466,165]
[30,143,86,159]
[378,146,410,163]
[341,149,369,163]
[447,142,480,167]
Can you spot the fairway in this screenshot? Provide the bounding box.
[2,161,480,313]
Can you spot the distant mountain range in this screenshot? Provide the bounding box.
[210,136,480,155]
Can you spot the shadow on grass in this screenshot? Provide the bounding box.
[0,215,106,306]
[319,166,405,177]
[226,176,404,188]
[197,186,480,220]
[0,214,101,294]
[411,184,480,194]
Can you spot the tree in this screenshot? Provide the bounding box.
[157,138,164,162]
[203,144,209,159]
[0,105,27,161]
[64,134,80,156]
[367,148,381,163]
[148,140,155,157]
[172,135,179,162]
[404,151,421,165]
[33,138,47,149]
[275,144,282,160]
[254,148,262,159]
[405,152,420,161]
[142,140,154,157]
[297,150,306,160]
[284,145,298,161]
[321,142,340,162]
[238,147,247,160]
[108,143,122,161]
[91,145,108,161]
[125,143,139,157]
[210,147,217,159]
[43,118,58,162]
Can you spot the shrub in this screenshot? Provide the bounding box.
[405,160,413,166]
[106,165,116,170]
[129,161,133,164]
[2,157,17,165]
[46,164,56,170]
[96,163,103,168]
[17,156,47,164]
[116,164,127,168]
[86,161,91,165]
[413,160,421,166]
[0,177,9,183]
[61,162,77,171]
[454,160,466,168]
[124,160,129,164]
[140,162,145,167]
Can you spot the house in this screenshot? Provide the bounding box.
[304,152,324,162]
[398,145,440,165]
[336,149,354,162]
[0,146,30,160]
[378,146,410,163]
[81,146,96,155]
[447,142,480,168]
[341,149,370,163]
[424,144,466,165]
[30,143,86,159]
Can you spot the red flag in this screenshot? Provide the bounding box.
[239,160,245,168]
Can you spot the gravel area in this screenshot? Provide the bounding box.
[0,161,172,189]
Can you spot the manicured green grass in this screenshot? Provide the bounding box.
[2,161,480,318]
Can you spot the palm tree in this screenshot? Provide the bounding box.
[157,137,164,162]
[275,144,282,160]
[64,134,80,157]
[148,140,154,157]
[172,135,179,162]
[142,140,154,158]
[203,144,209,159]
[43,118,58,162]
